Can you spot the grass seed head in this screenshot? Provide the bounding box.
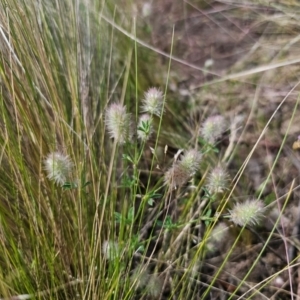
[105,103,132,144]
[44,152,73,186]
[130,267,149,290]
[146,274,163,298]
[210,222,229,243]
[141,87,164,117]
[137,114,153,141]
[207,166,229,194]
[206,222,229,252]
[164,149,201,189]
[229,199,266,227]
[164,164,191,189]
[102,240,119,260]
[179,149,202,174]
[201,115,227,144]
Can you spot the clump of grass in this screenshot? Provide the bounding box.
[0,0,298,299]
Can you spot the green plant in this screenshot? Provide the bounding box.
[0,0,299,299]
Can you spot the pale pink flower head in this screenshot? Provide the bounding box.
[141,87,164,117]
[44,152,73,186]
[105,103,132,144]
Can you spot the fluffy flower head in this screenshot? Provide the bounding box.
[44,152,73,186]
[201,115,227,144]
[130,267,149,290]
[141,87,164,117]
[210,222,229,244]
[105,103,132,144]
[164,149,201,189]
[179,149,202,174]
[206,166,229,194]
[137,114,153,141]
[102,240,119,260]
[206,222,229,252]
[229,199,266,227]
[164,163,191,189]
[146,274,163,298]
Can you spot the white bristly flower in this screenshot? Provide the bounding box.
[164,149,202,189]
[179,149,202,174]
[201,115,227,144]
[105,103,132,144]
[206,166,229,194]
[206,222,229,252]
[146,273,163,298]
[229,199,266,227]
[137,114,153,141]
[102,240,119,260]
[141,87,164,117]
[44,152,73,186]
